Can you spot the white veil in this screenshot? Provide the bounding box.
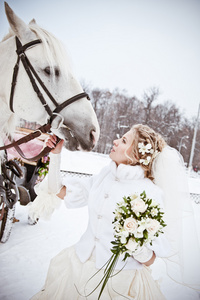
[152,146,200,291]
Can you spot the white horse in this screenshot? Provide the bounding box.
[0,2,100,241]
[0,2,100,162]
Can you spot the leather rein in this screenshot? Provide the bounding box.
[0,36,90,161]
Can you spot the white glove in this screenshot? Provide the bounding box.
[48,152,62,194]
[28,152,62,222]
[133,246,153,263]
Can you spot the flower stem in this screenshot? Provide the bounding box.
[98,250,120,299]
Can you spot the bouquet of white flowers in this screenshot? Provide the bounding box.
[96,190,166,299]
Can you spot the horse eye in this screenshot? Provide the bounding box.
[44,66,59,77]
[55,68,60,76]
[44,66,51,75]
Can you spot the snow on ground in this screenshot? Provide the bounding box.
[0,149,200,300]
[60,148,111,174]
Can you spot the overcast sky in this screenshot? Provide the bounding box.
[0,0,200,119]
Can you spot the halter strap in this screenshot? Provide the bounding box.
[10,36,90,117]
[16,38,41,55]
[0,123,51,151]
[10,37,43,113]
[53,92,90,114]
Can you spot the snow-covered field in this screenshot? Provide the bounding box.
[0,149,200,300]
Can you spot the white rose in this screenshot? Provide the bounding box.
[126,238,138,253]
[131,198,148,214]
[146,219,160,235]
[124,217,138,233]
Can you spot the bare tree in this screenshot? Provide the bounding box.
[142,87,160,125]
[80,82,199,167]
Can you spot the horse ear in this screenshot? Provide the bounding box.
[29,18,37,25]
[4,2,35,41]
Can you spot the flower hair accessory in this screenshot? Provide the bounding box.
[138,142,153,155]
[138,142,159,165]
[140,156,152,166]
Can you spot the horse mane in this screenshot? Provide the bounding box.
[2,24,72,75]
[29,23,72,76]
[1,28,14,41]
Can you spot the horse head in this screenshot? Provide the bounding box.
[1,3,99,152]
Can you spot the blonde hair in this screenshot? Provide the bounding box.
[127,124,166,180]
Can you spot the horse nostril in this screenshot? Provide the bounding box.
[90,129,98,145]
[90,130,94,142]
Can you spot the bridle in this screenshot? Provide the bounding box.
[10,36,90,118]
[0,36,90,160]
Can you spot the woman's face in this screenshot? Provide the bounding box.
[109,130,136,166]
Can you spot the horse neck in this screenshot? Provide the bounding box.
[0,37,16,107]
[0,37,19,137]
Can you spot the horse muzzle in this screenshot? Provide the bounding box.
[50,113,99,151]
[57,126,98,152]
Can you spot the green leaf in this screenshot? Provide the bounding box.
[143,230,148,239]
[121,206,128,214]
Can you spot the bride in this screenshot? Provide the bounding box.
[30,124,200,299]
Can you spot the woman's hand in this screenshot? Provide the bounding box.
[133,246,156,266]
[143,252,156,266]
[46,134,66,199]
[46,134,64,154]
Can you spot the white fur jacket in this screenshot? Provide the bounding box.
[62,161,170,270]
